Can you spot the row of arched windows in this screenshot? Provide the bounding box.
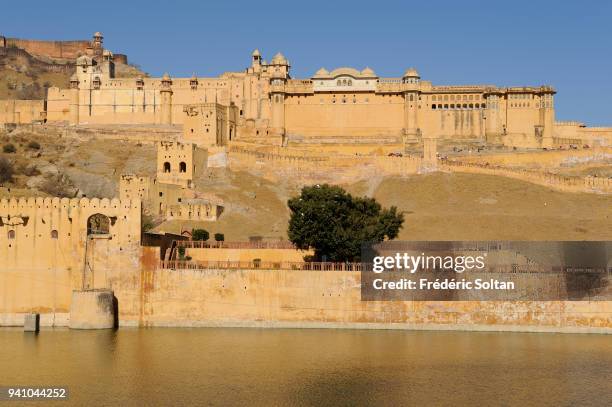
[432,94,482,102]
[163,162,187,173]
[336,79,353,86]
[431,103,485,110]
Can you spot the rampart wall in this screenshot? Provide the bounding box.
[0,100,45,124]
[228,144,422,184]
[0,197,141,326]
[80,263,612,333]
[454,148,612,168]
[442,161,612,193]
[1,243,610,333]
[5,38,90,60]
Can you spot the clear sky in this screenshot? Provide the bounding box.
[2,0,611,125]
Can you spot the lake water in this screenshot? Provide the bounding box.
[1,328,611,406]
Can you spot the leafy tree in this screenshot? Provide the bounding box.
[287,184,404,262]
[192,228,209,241]
[214,233,225,242]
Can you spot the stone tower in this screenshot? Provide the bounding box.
[160,73,173,125]
[402,68,420,144]
[269,52,289,138]
[484,88,502,143]
[539,86,555,148]
[69,73,79,125]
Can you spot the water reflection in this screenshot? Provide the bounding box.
[2,328,610,406]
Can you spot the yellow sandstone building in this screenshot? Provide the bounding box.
[11,32,601,150]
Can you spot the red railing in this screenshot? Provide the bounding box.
[160,260,368,271]
[175,240,299,250]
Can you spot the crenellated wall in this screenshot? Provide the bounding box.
[5,38,90,60]
[0,197,141,324]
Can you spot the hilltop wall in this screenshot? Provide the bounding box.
[5,38,90,60]
[0,100,45,123]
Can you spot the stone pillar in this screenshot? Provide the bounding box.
[69,76,79,125]
[540,88,555,148]
[403,91,419,143]
[69,289,116,329]
[24,313,40,332]
[160,73,173,125]
[243,75,252,120]
[270,90,285,137]
[484,91,501,143]
[422,134,438,169]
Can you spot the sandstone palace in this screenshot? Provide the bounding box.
[2,32,610,150]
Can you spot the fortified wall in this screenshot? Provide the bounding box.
[0,100,45,124]
[0,197,141,326]
[4,38,90,60]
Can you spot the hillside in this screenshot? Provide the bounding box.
[0,127,610,242]
[0,46,146,100]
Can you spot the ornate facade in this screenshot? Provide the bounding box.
[0,32,602,149]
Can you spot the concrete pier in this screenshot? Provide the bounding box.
[24,313,39,332]
[69,289,116,329]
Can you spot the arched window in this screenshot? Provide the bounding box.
[337,80,341,86]
[163,162,171,173]
[8,230,15,239]
[179,162,187,173]
[348,80,352,86]
[87,214,110,235]
[51,230,58,239]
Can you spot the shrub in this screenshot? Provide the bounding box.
[192,229,209,241]
[0,157,14,184]
[3,144,16,153]
[214,233,225,242]
[27,141,41,150]
[177,246,186,259]
[38,175,74,198]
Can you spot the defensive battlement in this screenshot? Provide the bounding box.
[0,197,140,211]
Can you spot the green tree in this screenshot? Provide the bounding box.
[214,233,225,242]
[287,184,404,262]
[192,228,209,241]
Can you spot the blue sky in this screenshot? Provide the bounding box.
[3,0,611,125]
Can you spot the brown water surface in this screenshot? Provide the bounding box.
[1,328,611,406]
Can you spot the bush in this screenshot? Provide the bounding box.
[192,229,209,241]
[27,141,41,150]
[214,233,225,242]
[177,246,186,259]
[0,157,14,184]
[3,144,16,153]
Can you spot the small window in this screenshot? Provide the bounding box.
[8,230,15,239]
[179,162,187,173]
[51,230,58,239]
[163,162,171,173]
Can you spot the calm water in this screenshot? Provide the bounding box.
[1,328,611,406]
